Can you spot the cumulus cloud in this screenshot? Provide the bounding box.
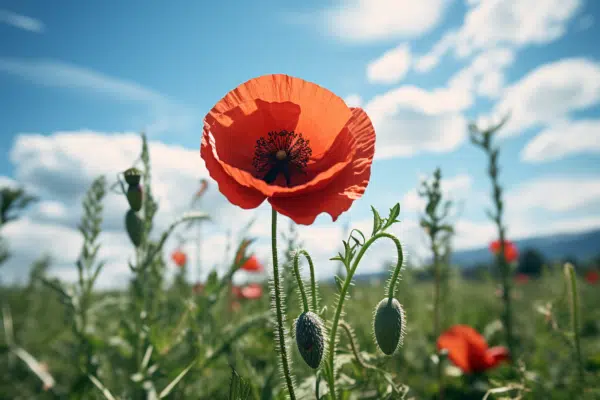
[344,94,363,107]
[416,0,582,71]
[492,58,600,137]
[321,0,448,42]
[364,85,472,158]
[402,174,473,213]
[367,44,411,84]
[0,9,44,33]
[521,119,600,163]
[448,48,515,98]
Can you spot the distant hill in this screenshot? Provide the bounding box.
[450,228,600,268]
[346,228,600,283]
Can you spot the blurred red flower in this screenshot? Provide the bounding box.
[171,249,187,267]
[489,240,519,263]
[240,283,263,299]
[514,273,529,284]
[241,255,264,273]
[585,270,599,285]
[437,325,510,374]
[232,283,263,300]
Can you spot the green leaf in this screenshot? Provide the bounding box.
[228,367,252,400]
[371,206,383,236]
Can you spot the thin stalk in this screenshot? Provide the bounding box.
[564,263,585,391]
[292,251,310,313]
[270,208,296,400]
[327,232,403,399]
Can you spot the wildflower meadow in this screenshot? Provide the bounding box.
[1,2,600,400]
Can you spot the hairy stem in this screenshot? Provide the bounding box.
[292,250,310,313]
[327,232,403,398]
[270,208,296,400]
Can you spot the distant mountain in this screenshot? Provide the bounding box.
[450,228,600,268]
[334,229,600,284]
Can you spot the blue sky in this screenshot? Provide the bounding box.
[1,0,599,287]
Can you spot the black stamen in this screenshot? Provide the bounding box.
[252,130,312,186]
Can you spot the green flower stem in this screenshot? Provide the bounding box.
[327,231,403,399]
[270,208,296,400]
[292,249,318,313]
[564,263,585,390]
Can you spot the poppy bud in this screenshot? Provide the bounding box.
[373,297,405,355]
[123,167,142,186]
[126,184,143,211]
[125,209,143,247]
[295,311,325,369]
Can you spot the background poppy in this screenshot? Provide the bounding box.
[489,240,519,263]
[437,325,510,374]
[171,249,187,267]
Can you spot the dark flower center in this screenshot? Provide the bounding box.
[252,130,312,186]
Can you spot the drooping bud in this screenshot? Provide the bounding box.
[295,311,325,369]
[126,184,143,211]
[123,167,142,186]
[373,297,405,356]
[125,209,143,247]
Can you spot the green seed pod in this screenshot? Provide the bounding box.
[123,167,142,186]
[295,311,325,369]
[126,184,143,211]
[125,209,143,247]
[373,297,405,356]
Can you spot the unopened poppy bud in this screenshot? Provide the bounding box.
[295,311,325,369]
[126,184,143,211]
[125,209,143,247]
[124,167,142,186]
[373,297,405,355]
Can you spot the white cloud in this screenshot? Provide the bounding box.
[521,119,600,163]
[402,174,473,213]
[364,85,472,158]
[344,94,363,107]
[0,58,196,136]
[492,58,600,137]
[0,10,44,33]
[323,0,448,42]
[367,44,411,84]
[505,177,600,214]
[448,48,515,98]
[0,176,19,189]
[416,0,582,71]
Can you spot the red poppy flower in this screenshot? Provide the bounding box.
[437,325,510,374]
[171,249,187,267]
[489,240,519,263]
[585,270,599,285]
[241,255,264,273]
[200,74,376,225]
[514,273,529,284]
[240,283,263,299]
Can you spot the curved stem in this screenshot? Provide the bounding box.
[292,251,310,313]
[293,249,318,313]
[326,231,404,398]
[270,208,296,400]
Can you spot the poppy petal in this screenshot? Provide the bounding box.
[207,74,353,158]
[437,325,489,373]
[200,121,267,209]
[269,107,375,225]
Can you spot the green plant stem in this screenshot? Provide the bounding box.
[270,208,296,400]
[327,232,403,399]
[292,249,318,313]
[564,263,585,390]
